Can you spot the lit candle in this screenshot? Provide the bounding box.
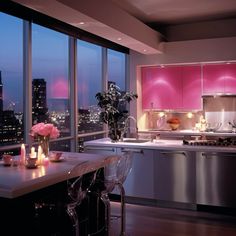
[37,145,43,165]
[20,144,26,165]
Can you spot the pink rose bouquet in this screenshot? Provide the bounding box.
[30,123,60,157]
[30,123,60,139]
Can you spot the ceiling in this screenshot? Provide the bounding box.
[112,0,236,25]
[12,0,236,54]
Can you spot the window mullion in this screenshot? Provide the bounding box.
[23,20,32,146]
[69,36,78,152]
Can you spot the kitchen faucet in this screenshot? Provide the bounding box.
[120,116,138,141]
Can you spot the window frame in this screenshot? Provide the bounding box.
[0,3,129,153]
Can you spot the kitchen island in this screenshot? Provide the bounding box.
[84,137,236,213]
[0,152,118,235]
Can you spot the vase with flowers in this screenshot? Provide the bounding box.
[30,123,60,157]
[96,83,138,142]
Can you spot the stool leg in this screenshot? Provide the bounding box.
[101,192,111,235]
[67,205,79,236]
[118,183,126,236]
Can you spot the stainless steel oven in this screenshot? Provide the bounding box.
[196,151,236,208]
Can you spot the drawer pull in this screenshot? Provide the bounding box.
[160,151,186,157]
[85,147,115,152]
[121,148,144,154]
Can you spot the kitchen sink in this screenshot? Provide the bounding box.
[121,138,149,143]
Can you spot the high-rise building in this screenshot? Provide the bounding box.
[0,110,22,145]
[32,78,49,124]
[0,71,23,147]
[0,71,3,112]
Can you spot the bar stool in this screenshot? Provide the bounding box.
[34,163,99,236]
[67,164,99,236]
[100,151,133,236]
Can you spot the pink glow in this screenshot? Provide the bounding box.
[49,77,68,98]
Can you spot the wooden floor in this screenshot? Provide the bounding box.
[110,202,236,236]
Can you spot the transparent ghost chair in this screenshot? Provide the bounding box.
[67,164,100,236]
[99,151,133,236]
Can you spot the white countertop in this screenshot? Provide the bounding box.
[84,138,236,153]
[0,152,118,199]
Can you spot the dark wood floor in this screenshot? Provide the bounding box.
[110,202,236,236]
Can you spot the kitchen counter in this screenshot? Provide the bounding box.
[84,137,236,153]
[85,138,236,211]
[0,151,118,198]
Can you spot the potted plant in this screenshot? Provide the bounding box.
[95,83,138,142]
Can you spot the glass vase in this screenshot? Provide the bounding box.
[38,135,50,157]
[108,123,121,142]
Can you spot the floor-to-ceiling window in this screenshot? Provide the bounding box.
[76,40,104,150]
[0,3,128,154]
[0,12,23,154]
[32,24,70,151]
[108,49,126,90]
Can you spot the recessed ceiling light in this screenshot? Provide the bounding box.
[79,22,85,25]
[117,37,122,41]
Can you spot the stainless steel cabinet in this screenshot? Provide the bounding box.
[117,147,155,199]
[154,150,196,204]
[196,152,236,207]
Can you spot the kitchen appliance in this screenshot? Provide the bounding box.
[154,150,196,206]
[196,151,236,208]
[183,137,236,146]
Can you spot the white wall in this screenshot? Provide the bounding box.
[129,36,236,130]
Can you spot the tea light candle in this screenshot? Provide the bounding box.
[30,147,36,158]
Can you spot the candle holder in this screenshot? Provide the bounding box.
[25,155,38,169]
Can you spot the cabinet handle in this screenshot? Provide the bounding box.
[201,152,236,158]
[121,148,144,154]
[160,151,186,157]
[85,147,115,152]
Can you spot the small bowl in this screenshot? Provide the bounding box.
[205,122,222,132]
[169,123,180,130]
[2,154,13,166]
[49,151,63,162]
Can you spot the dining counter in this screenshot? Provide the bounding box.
[0,151,118,235]
[0,151,118,199]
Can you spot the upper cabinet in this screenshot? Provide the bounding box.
[141,65,202,110]
[202,63,236,94]
[141,66,182,110]
[182,65,202,110]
